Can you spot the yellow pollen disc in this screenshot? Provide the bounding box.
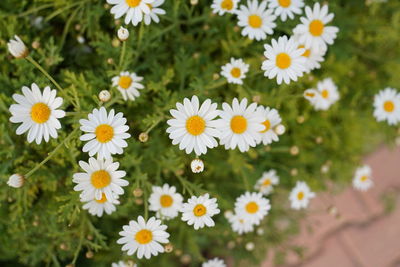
[309,20,324,36]
[383,101,395,112]
[260,120,271,133]
[221,0,234,10]
[305,92,315,98]
[248,14,262,28]
[126,0,141,8]
[95,124,114,143]
[135,229,153,244]
[360,176,368,182]
[276,53,291,69]
[118,75,133,89]
[262,179,271,187]
[160,194,173,207]
[278,0,291,8]
[230,67,242,78]
[299,45,311,57]
[186,115,206,136]
[91,170,111,189]
[193,204,207,217]
[230,115,247,134]
[321,89,329,99]
[31,103,51,124]
[95,193,107,203]
[245,201,259,214]
[239,219,244,223]
[297,191,304,200]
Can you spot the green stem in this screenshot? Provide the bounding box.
[26,56,64,93]
[176,175,194,196]
[145,117,164,134]
[25,128,78,178]
[118,41,127,71]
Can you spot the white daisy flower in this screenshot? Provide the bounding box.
[7,174,25,188]
[216,98,264,152]
[107,0,154,26]
[111,71,144,101]
[73,157,129,201]
[181,193,220,230]
[117,216,170,259]
[373,88,400,125]
[148,184,183,220]
[79,107,131,159]
[111,261,137,267]
[268,0,304,21]
[289,181,315,210]
[211,0,239,15]
[191,159,204,173]
[261,36,307,85]
[202,258,227,267]
[294,35,327,72]
[236,0,277,41]
[256,106,282,145]
[220,58,250,85]
[304,78,339,110]
[352,165,374,191]
[166,96,220,155]
[81,193,120,217]
[254,169,279,195]
[9,83,65,144]
[228,213,255,235]
[144,0,166,25]
[7,35,28,58]
[293,2,339,51]
[234,192,271,225]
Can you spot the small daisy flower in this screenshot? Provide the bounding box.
[117,216,170,259]
[261,36,307,85]
[148,184,183,220]
[216,98,264,152]
[181,193,220,230]
[111,71,144,101]
[293,2,339,51]
[81,193,120,217]
[202,258,227,267]
[144,0,166,25]
[7,35,28,58]
[79,107,131,159]
[166,96,220,155]
[236,0,277,41]
[352,165,374,191]
[107,0,154,26]
[9,83,65,144]
[191,159,204,173]
[228,213,255,235]
[256,106,282,145]
[268,0,304,21]
[254,169,279,195]
[73,157,129,201]
[373,88,400,125]
[211,0,239,15]
[220,58,250,85]
[7,174,25,188]
[234,192,271,225]
[289,181,315,210]
[304,78,339,110]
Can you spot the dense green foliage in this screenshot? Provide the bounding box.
[0,0,399,266]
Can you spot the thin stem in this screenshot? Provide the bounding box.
[118,41,127,71]
[145,117,164,134]
[176,175,194,196]
[25,128,79,178]
[26,56,64,93]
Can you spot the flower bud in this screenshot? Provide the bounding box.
[7,35,28,58]
[98,90,111,102]
[190,159,204,173]
[7,174,24,188]
[274,124,286,135]
[117,26,129,41]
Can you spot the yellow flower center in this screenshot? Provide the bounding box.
[126,0,141,8]
[95,124,114,143]
[262,179,271,187]
[91,170,111,189]
[248,14,262,28]
[118,75,133,89]
[305,92,316,98]
[221,0,234,10]
[297,191,304,200]
[360,176,368,182]
[384,101,395,112]
[276,53,291,69]
[31,103,51,124]
[230,67,241,78]
[299,45,311,57]
[186,115,206,136]
[309,20,324,36]
[278,0,291,7]
[135,229,153,244]
[260,119,271,133]
[160,194,173,207]
[321,89,329,99]
[245,201,259,214]
[95,193,108,203]
[230,115,247,134]
[193,204,207,217]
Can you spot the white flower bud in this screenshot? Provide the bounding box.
[190,159,204,173]
[7,35,28,58]
[224,210,234,219]
[117,26,129,41]
[98,90,111,102]
[274,124,286,135]
[7,174,25,188]
[245,242,255,251]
